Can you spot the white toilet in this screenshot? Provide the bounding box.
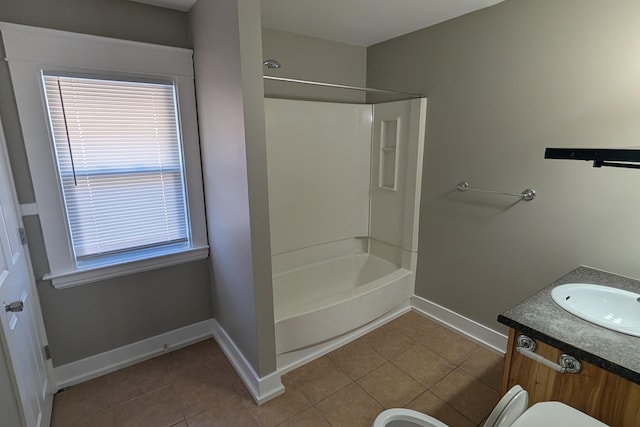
[372,385,608,427]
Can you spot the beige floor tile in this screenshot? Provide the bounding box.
[52,406,115,427]
[51,316,504,427]
[284,356,352,403]
[110,356,170,405]
[186,396,258,427]
[405,391,475,427]
[459,347,504,390]
[357,362,425,408]
[430,368,499,424]
[316,383,383,427]
[250,388,310,426]
[416,326,481,365]
[361,322,413,360]
[52,380,113,427]
[57,374,112,405]
[165,340,226,382]
[388,312,439,342]
[392,344,456,388]
[172,365,249,417]
[278,408,330,427]
[328,339,386,380]
[190,339,226,358]
[113,386,184,427]
[280,371,297,390]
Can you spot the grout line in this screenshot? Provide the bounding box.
[248,408,261,426]
[457,363,502,392]
[109,382,172,408]
[316,407,333,427]
[351,380,387,410]
[307,378,354,407]
[184,393,242,424]
[326,340,388,381]
[428,367,496,426]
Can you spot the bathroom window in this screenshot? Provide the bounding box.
[42,74,189,262]
[1,23,208,288]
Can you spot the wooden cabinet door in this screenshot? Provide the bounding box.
[501,329,640,427]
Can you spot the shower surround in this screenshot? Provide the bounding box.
[265,97,426,367]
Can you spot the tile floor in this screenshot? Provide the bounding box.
[51,311,504,427]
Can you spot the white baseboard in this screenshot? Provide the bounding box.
[54,319,215,389]
[55,317,285,404]
[411,295,508,354]
[211,319,284,405]
[53,297,506,401]
[276,300,412,374]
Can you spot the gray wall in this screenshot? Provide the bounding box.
[0,0,213,366]
[262,28,367,103]
[0,0,190,204]
[191,0,276,376]
[367,0,640,331]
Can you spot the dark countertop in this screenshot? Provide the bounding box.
[498,266,640,385]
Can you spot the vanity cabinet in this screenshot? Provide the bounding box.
[501,328,640,427]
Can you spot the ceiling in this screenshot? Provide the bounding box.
[260,0,504,46]
[131,0,504,46]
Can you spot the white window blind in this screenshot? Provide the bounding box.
[42,74,189,261]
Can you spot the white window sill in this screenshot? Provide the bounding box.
[43,245,209,289]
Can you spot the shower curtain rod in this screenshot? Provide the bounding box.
[263,76,423,97]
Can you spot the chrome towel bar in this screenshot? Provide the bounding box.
[516,335,581,374]
[456,180,536,201]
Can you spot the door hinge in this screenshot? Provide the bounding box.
[43,345,51,360]
[18,227,27,245]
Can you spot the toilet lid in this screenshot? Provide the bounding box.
[483,385,529,427]
[510,402,608,427]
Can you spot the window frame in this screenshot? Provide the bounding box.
[42,73,191,261]
[1,22,208,288]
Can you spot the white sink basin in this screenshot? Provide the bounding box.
[551,283,640,337]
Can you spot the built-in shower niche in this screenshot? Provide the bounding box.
[264,97,426,360]
[379,118,399,190]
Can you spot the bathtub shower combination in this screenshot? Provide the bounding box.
[265,97,426,364]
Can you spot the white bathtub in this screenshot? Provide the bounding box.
[273,247,414,355]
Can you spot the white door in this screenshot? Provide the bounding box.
[0,118,53,426]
